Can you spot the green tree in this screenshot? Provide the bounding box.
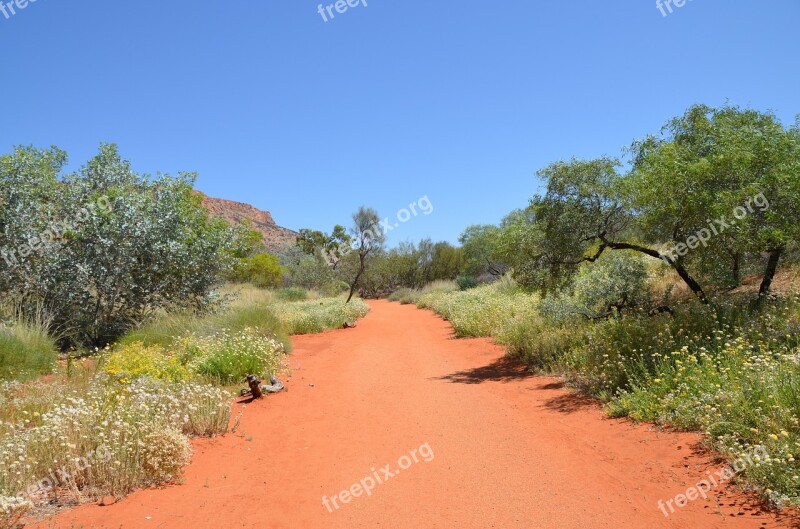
[524,157,710,301]
[345,207,385,303]
[628,104,800,301]
[458,225,507,278]
[429,242,464,281]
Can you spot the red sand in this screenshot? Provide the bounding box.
[33,301,799,528]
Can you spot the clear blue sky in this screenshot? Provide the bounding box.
[1,0,798,245]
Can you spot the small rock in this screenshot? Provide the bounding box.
[99,496,117,506]
[309,383,315,387]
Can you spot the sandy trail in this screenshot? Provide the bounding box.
[34,301,798,529]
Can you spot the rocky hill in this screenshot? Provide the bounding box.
[197,192,298,252]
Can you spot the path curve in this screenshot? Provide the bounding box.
[34,301,798,528]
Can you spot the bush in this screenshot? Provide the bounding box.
[320,281,350,298]
[276,287,308,301]
[120,301,288,351]
[1,145,240,347]
[233,253,284,288]
[103,342,191,383]
[388,288,417,305]
[456,276,478,291]
[417,281,538,339]
[140,427,192,484]
[540,252,649,321]
[182,328,286,385]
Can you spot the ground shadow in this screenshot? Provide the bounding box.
[434,356,536,384]
[541,392,600,414]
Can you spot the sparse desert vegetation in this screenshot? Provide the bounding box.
[3,3,800,524]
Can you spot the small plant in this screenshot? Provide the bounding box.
[182,328,286,385]
[103,342,191,383]
[276,287,309,301]
[456,276,478,291]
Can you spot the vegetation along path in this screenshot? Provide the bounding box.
[36,301,798,529]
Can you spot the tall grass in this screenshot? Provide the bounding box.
[271,297,370,334]
[0,320,58,381]
[119,283,288,348]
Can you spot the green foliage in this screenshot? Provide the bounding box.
[103,342,191,383]
[278,245,337,290]
[0,323,57,381]
[628,104,800,295]
[456,276,478,291]
[540,251,649,321]
[320,280,350,297]
[119,303,288,350]
[233,253,284,288]
[417,280,538,339]
[459,224,507,278]
[271,298,370,335]
[0,144,240,347]
[296,225,351,257]
[181,328,286,385]
[276,287,309,301]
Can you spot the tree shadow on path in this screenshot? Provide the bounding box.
[434,356,536,384]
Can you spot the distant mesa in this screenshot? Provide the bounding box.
[195,191,298,252]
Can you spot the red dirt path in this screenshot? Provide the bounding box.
[33,301,799,528]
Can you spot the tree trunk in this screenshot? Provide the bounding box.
[346,254,366,304]
[602,239,709,304]
[757,247,783,304]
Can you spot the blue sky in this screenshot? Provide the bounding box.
[1,0,798,246]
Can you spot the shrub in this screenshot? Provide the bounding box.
[1,145,240,347]
[0,377,230,511]
[234,253,284,288]
[456,276,478,291]
[140,427,192,484]
[103,342,191,383]
[540,251,649,321]
[120,302,288,350]
[276,287,308,301]
[182,328,286,384]
[320,281,350,298]
[418,281,538,339]
[388,288,417,305]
